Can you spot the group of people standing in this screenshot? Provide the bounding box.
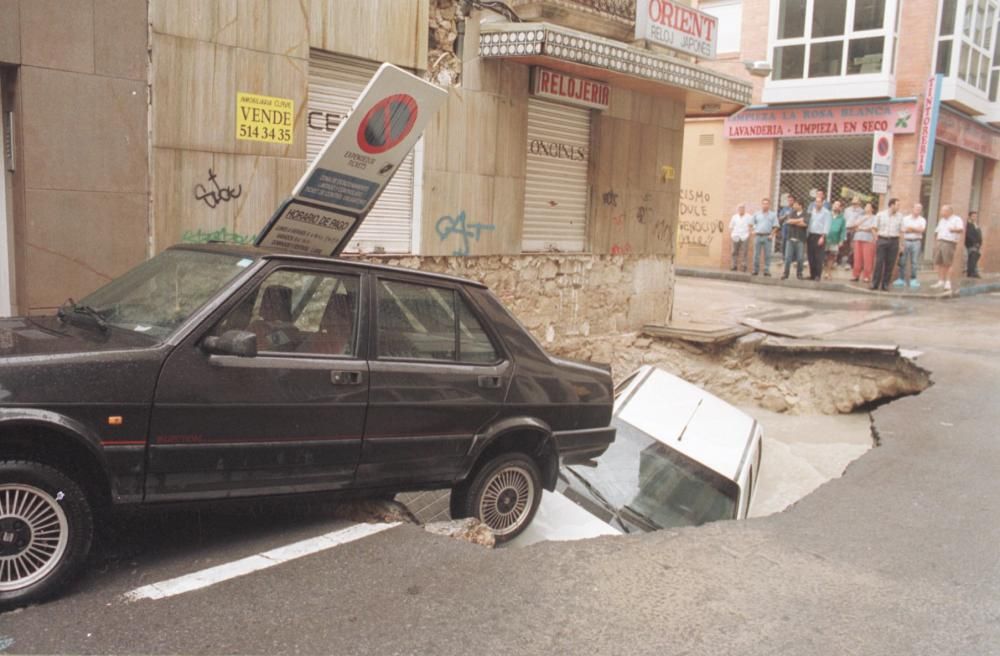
[728,192,984,291]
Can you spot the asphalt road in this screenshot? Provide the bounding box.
[3,281,999,655]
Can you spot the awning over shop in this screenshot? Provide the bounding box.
[478,22,751,115]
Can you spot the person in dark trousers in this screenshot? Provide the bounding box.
[776,194,795,257]
[871,198,902,291]
[806,190,832,280]
[782,200,808,280]
[966,211,983,278]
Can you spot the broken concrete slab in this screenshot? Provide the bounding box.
[741,308,897,338]
[643,321,752,345]
[758,337,900,356]
[423,518,496,548]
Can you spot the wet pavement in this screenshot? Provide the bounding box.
[3,278,1000,655]
[677,262,1000,299]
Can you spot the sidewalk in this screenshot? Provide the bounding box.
[676,258,1000,299]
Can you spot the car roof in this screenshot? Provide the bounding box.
[613,365,758,482]
[168,242,487,289]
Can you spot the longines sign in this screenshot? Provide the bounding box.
[635,0,718,60]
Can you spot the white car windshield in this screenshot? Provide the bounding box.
[567,419,739,530]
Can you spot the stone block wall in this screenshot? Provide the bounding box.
[358,253,673,345]
[2,0,149,313]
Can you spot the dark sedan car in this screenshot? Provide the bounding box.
[0,244,615,608]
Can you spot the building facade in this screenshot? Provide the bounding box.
[0,0,750,348]
[677,0,1000,273]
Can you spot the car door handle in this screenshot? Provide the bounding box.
[478,375,502,389]
[331,370,362,385]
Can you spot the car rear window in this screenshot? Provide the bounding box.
[376,279,499,364]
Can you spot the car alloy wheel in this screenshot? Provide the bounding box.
[0,460,94,610]
[477,465,535,536]
[0,483,70,592]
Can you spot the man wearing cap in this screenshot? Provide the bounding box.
[843,196,864,269]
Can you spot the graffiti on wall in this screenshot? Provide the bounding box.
[678,188,723,251]
[194,168,243,209]
[435,211,495,256]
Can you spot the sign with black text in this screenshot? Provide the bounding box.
[256,64,447,256]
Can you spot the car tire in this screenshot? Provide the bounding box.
[452,452,542,543]
[0,460,94,610]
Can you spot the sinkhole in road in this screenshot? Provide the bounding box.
[402,332,934,538]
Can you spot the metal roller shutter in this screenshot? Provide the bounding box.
[523,98,592,252]
[777,136,873,207]
[308,50,415,253]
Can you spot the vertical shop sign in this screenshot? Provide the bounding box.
[916,75,942,176]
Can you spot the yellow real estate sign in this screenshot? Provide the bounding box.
[236,92,294,144]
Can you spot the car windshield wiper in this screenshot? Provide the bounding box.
[57,298,108,332]
[620,503,662,532]
[562,466,632,534]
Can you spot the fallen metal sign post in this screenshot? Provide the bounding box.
[255,64,447,256]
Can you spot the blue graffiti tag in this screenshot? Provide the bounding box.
[435,211,495,256]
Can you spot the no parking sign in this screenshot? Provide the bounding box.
[257,64,447,256]
[872,131,893,177]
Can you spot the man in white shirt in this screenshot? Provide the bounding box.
[894,203,926,289]
[932,204,965,291]
[729,204,752,273]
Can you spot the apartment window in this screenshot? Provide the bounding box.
[771,0,897,80]
[990,10,1000,99]
[700,0,743,54]
[936,0,998,93]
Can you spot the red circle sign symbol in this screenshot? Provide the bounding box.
[877,137,890,157]
[357,94,419,155]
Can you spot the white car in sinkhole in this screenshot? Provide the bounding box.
[511,365,763,546]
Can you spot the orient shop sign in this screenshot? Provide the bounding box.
[935,106,1000,161]
[725,100,918,139]
[635,0,718,59]
[916,74,942,176]
[531,68,610,110]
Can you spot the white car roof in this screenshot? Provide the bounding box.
[614,366,757,482]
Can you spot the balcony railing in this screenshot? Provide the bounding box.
[507,0,637,39]
[566,0,637,22]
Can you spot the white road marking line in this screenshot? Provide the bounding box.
[124,522,400,602]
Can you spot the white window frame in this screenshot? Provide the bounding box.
[699,0,743,55]
[933,0,1000,117]
[763,0,900,103]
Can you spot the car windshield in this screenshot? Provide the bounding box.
[567,418,739,530]
[76,249,255,339]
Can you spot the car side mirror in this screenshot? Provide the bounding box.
[201,330,258,358]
